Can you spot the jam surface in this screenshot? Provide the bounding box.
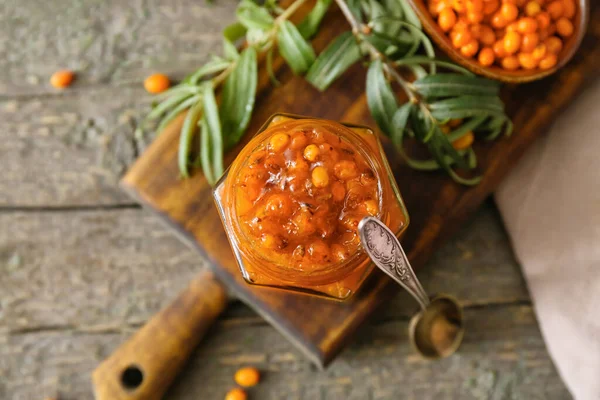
[233,120,382,272]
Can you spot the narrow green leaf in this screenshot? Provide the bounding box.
[395,56,473,75]
[199,118,215,184]
[429,96,505,120]
[368,0,386,32]
[223,22,247,43]
[277,20,316,74]
[413,74,500,98]
[306,32,361,91]
[157,95,202,134]
[447,115,487,141]
[184,60,231,85]
[266,47,280,86]
[366,59,398,136]
[147,93,191,121]
[237,0,274,30]
[202,83,223,180]
[221,47,258,149]
[391,103,413,143]
[297,0,332,39]
[178,101,203,178]
[224,39,240,60]
[346,0,364,22]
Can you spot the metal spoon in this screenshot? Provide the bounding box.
[358,216,465,359]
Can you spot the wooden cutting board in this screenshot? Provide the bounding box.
[121,4,599,370]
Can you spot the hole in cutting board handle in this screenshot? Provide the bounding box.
[120,365,144,390]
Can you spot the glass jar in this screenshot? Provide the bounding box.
[213,114,409,300]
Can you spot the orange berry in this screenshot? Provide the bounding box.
[225,388,247,400]
[144,73,170,94]
[452,30,473,48]
[451,131,475,150]
[556,17,574,37]
[480,25,496,45]
[460,39,480,57]
[234,367,261,387]
[546,1,564,20]
[491,13,507,28]
[536,12,552,29]
[506,22,520,32]
[430,0,449,16]
[467,11,485,23]
[467,0,484,12]
[502,55,520,70]
[517,17,539,33]
[525,1,542,16]
[500,3,519,21]
[439,8,458,31]
[545,36,563,53]
[532,43,548,60]
[539,53,558,69]
[518,52,539,69]
[50,70,75,89]
[493,39,507,57]
[562,0,576,18]
[478,47,496,66]
[483,0,500,15]
[449,118,463,128]
[452,0,467,12]
[521,32,540,52]
[311,166,329,188]
[504,31,522,54]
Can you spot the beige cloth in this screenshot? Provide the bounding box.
[496,79,600,400]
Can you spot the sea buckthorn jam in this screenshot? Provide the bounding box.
[214,114,409,300]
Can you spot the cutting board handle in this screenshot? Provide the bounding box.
[92,270,227,400]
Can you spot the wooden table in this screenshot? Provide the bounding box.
[0,0,572,399]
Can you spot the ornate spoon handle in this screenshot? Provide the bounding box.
[358,217,430,310]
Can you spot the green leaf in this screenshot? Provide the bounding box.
[266,47,280,86]
[397,0,421,29]
[306,32,361,91]
[157,95,202,134]
[221,47,258,149]
[447,115,487,141]
[198,118,214,184]
[202,83,224,181]
[391,103,413,144]
[298,0,332,39]
[346,0,364,22]
[366,59,398,136]
[277,20,316,74]
[178,101,204,178]
[368,0,386,32]
[237,0,274,30]
[395,56,473,75]
[224,39,240,60]
[223,22,247,43]
[184,60,231,85]
[147,93,192,121]
[429,96,505,120]
[413,74,500,98]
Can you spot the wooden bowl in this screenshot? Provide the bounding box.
[407,0,590,83]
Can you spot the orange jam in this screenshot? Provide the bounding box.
[214,115,409,300]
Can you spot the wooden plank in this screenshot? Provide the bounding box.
[0,305,570,399]
[0,0,237,96]
[0,203,527,333]
[122,4,600,367]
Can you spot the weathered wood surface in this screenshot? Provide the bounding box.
[0,0,574,398]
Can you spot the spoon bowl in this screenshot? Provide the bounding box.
[406,0,590,83]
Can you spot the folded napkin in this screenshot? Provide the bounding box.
[496,79,600,400]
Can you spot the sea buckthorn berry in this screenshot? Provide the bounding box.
[521,32,540,52]
[461,39,480,57]
[439,8,458,31]
[144,73,170,94]
[536,12,552,29]
[331,181,346,202]
[261,233,282,249]
[556,17,574,37]
[532,43,548,59]
[451,131,475,150]
[491,13,507,28]
[303,144,320,162]
[50,70,75,89]
[307,240,330,261]
[503,31,522,54]
[479,25,496,45]
[430,0,449,16]
[493,39,507,57]
[452,30,473,48]
[545,36,563,53]
[449,118,463,127]
[269,133,290,152]
[362,200,379,216]
[525,1,542,15]
[331,244,349,263]
[234,367,261,388]
[478,47,496,66]
[500,3,519,21]
[546,0,564,19]
[517,17,539,33]
[225,388,247,400]
[467,11,484,23]
[518,52,539,69]
[290,133,308,149]
[502,55,520,70]
[452,0,467,13]
[506,22,519,32]
[467,0,484,13]
[483,0,500,15]
[311,166,329,188]
[539,53,558,69]
[562,0,575,18]
[334,160,359,180]
[265,194,292,217]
